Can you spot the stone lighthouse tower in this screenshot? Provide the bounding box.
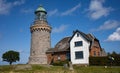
[28,6,51,64]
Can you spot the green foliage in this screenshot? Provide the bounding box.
[108,51,120,57]
[89,57,108,66]
[89,56,120,66]
[90,52,120,66]
[52,60,69,66]
[2,50,20,65]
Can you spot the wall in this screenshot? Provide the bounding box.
[46,53,53,64]
[47,52,67,64]
[29,29,51,64]
[70,33,90,65]
[90,40,102,57]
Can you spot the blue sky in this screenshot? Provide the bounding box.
[0,0,120,65]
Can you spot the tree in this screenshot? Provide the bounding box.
[107,52,111,56]
[111,51,117,57]
[2,50,20,65]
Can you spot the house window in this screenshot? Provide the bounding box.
[75,41,83,47]
[66,53,70,61]
[94,51,96,56]
[98,52,100,56]
[77,33,79,37]
[75,51,83,59]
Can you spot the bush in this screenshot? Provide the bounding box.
[89,56,120,66]
[52,60,69,66]
[111,56,120,66]
[89,56,108,66]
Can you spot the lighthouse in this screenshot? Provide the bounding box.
[28,5,51,64]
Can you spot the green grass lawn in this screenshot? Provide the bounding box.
[0,64,120,73]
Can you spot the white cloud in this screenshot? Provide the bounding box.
[98,20,120,30]
[0,0,12,14]
[0,0,25,15]
[47,3,81,17]
[106,27,120,41]
[88,0,112,20]
[48,9,58,16]
[91,20,120,32]
[21,8,33,13]
[52,25,68,33]
[61,3,81,16]
[13,0,25,6]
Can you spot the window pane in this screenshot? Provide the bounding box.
[75,41,83,47]
[75,51,83,59]
[94,51,96,56]
[98,52,100,56]
[66,53,70,61]
[77,33,79,37]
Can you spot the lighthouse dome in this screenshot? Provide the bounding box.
[35,5,47,14]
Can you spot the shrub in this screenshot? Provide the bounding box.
[89,56,120,66]
[52,60,69,66]
[89,56,108,66]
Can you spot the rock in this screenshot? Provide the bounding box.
[104,66,107,68]
[63,64,68,68]
[15,64,32,70]
[69,62,74,70]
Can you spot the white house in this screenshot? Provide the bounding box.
[70,30,91,65]
[46,30,106,65]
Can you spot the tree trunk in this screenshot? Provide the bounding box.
[9,62,12,65]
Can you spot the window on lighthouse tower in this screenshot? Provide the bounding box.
[35,12,46,21]
[34,5,47,21]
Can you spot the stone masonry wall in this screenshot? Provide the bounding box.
[29,30,51,64]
